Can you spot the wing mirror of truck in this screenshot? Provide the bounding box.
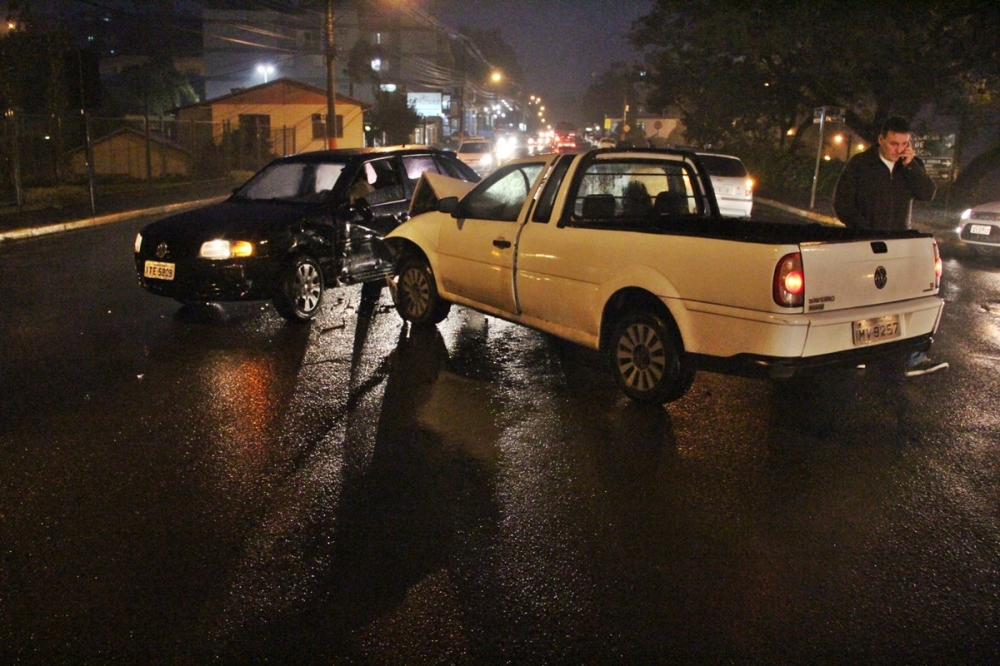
[438,196,461,217]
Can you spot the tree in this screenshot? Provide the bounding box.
[368,90,420,145]
[631,0,1000,150]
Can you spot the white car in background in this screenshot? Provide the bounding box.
[956,201,1000,256]
[697,152,754,218]
[456,137,496,176]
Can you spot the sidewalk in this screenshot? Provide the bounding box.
[0,180,235,242]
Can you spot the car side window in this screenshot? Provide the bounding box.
[402,154,440,181]
[360,157,405,206]
[463,163,545,222]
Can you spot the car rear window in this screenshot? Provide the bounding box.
[459,142,491,154]
[698,155,747,178]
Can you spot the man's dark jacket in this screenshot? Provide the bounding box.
[833,146,936,231]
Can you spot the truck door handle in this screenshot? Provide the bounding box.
[493,239,512,249]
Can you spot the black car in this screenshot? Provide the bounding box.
[134,146,479,322]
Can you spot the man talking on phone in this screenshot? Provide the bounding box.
[834,115,947,376]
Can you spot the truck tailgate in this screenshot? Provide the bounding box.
[800,237,938,313]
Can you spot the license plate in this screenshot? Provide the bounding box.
[144,260,175,280]
[852,315,900,346]
[969,224,993,235]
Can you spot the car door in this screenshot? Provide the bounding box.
[436,158,554,314]
[355,156,409,234]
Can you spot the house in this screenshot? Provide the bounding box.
[173,78,369,155]
[68,126,192,179]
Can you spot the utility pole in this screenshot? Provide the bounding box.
[325,0,337,149]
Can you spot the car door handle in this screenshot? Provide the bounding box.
[493,239,512,249]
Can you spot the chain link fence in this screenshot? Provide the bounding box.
[1,111,301,210]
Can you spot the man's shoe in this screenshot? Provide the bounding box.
[904,359,949,377]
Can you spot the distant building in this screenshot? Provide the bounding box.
[174,78,370,153]
[68,127,191,179]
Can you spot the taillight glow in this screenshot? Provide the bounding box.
[934,240,942,281]
[745,177,755,196]
[773,252,804,307]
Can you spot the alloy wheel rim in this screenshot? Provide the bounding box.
[617,322,667,392]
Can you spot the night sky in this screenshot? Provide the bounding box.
[427,0,655,124]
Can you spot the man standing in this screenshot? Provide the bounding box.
[833,115,948,376]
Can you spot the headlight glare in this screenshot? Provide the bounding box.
[199,239,254,260]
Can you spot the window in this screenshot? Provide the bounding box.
[463,162,545,222]
[359,157,404,205]
[312,113,344,141]
[402,154,440,181]
[573,160,698,221]
[235,160,348,202]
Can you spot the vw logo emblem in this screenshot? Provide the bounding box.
[874,266,888,289]
[155,242,169,259]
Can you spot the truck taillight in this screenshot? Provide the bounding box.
[773,252,804,307]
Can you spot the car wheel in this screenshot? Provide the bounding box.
[395,256,450,324]
[608,311,695,404]
[273,254,324,323]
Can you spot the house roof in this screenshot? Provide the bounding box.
[174,77,371,112]
[68,126,191,155]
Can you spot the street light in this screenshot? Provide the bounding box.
[256,64,275,83]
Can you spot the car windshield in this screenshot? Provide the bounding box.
[233,161,348,202]
[698,155,747,178]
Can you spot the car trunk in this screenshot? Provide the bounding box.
[800,237,937,313]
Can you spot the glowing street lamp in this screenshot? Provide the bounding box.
[256,64,275,83]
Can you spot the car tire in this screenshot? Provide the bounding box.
[273,254,324,323]
[394,256,450,325]
[608,311,695,404]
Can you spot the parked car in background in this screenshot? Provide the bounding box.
[456,137,496,176]
[956,201,1000,256]
[134,146,479,322]
[597,137,618,149]
[697,152,754,218]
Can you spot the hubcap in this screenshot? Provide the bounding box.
[616,322,667,392]
[401,268,429,317]
[294,263,321,313]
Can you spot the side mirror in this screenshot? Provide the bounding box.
[439,196,460,217]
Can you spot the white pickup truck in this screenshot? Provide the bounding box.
[385,149,944,403]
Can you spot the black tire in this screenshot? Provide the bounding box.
[608,311,695,404]
[273,254,324,323]
[394,256,450,324]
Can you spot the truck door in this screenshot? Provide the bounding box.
[436,159,553,313]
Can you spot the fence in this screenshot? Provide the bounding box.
[0,111,301,208]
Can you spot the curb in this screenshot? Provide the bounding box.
[757,198,843,226]
[0,196,228,243]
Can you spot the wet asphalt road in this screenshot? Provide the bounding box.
[1,211,998,664]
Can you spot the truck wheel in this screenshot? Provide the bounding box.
[608,311,695,404]
[395,257,450,324]
[273,254,324,323]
